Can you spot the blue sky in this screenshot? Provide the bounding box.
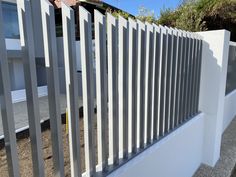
[103,0,182,17]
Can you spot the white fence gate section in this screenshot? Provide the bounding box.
[0,0,203,176]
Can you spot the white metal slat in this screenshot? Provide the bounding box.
[136,20,146,149]
[41,1,65,176]
[152,25,161,140]
[165,27,174,132]
[186,33,194,118]
[118,15,128,159]
[188,34,196,116]
[159,26,168,136]
[128,18,138,153]
[61,2,82,177]
[183,32,191,120]
[17,0,45,176]
[0,2,20,177]
[174,30,183,126]
[179,31,187,123]
[79,6,96,176]
[196,39,203,112]
[194,35,200,114]
[107,13,119,165]
[169,28,178,130]
[144,22,154,144]
[193,37,200,114]
[94,9,108,172]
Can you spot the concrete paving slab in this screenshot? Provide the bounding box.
[0,94,83,137]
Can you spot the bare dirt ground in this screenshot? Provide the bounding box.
[0,117,90,177]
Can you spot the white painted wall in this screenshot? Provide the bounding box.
[108,113,204,177]
[222,89,236,132]
[197,30,230,166]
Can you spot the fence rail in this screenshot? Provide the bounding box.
[0,0,203,176]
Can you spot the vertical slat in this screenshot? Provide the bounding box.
[184,32,192,120]
[61,2,81,177]
[182,32,190,121]
[79,6,96,176]
[17,0,45,176]
[94,10,108,172]
[41,1,65,176]
[186,33,194,118]
[0,2,20,177]
[128,18,138,153]
[179,31,187,123]
[159,26,168,136]
[164,27,172,132]
[193,37,200,114]
[183,32,189,121]
[196,39,203,112]
[118,16,128,159]
[136,20,146,149]
[189,34,197,116]
[107,13,119,165]
[144,22,154,144]
[174,30,183,126]
[169,29,178,130]
[165,27,174,132]
[152,25,161,140]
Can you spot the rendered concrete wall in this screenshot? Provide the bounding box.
[223,89,236,132]
[198,30,230,166]
[108,113,204,177]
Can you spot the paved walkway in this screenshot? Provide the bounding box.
[0,94,83,137]
[193,117,236,177]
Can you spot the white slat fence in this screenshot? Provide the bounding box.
[0,0,203,176]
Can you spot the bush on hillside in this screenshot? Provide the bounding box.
[156,0,236,41]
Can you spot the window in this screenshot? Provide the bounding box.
[2,2,20,39]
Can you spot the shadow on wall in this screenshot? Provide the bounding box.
[199,40,221,115]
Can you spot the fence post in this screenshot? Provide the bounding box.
[198,30,230,166]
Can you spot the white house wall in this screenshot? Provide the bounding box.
[5,38,21,50]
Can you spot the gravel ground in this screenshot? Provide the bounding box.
[0,117,92,177]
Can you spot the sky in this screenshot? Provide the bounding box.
[103,0,182,18]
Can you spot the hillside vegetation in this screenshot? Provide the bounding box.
[157,0,236,41]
